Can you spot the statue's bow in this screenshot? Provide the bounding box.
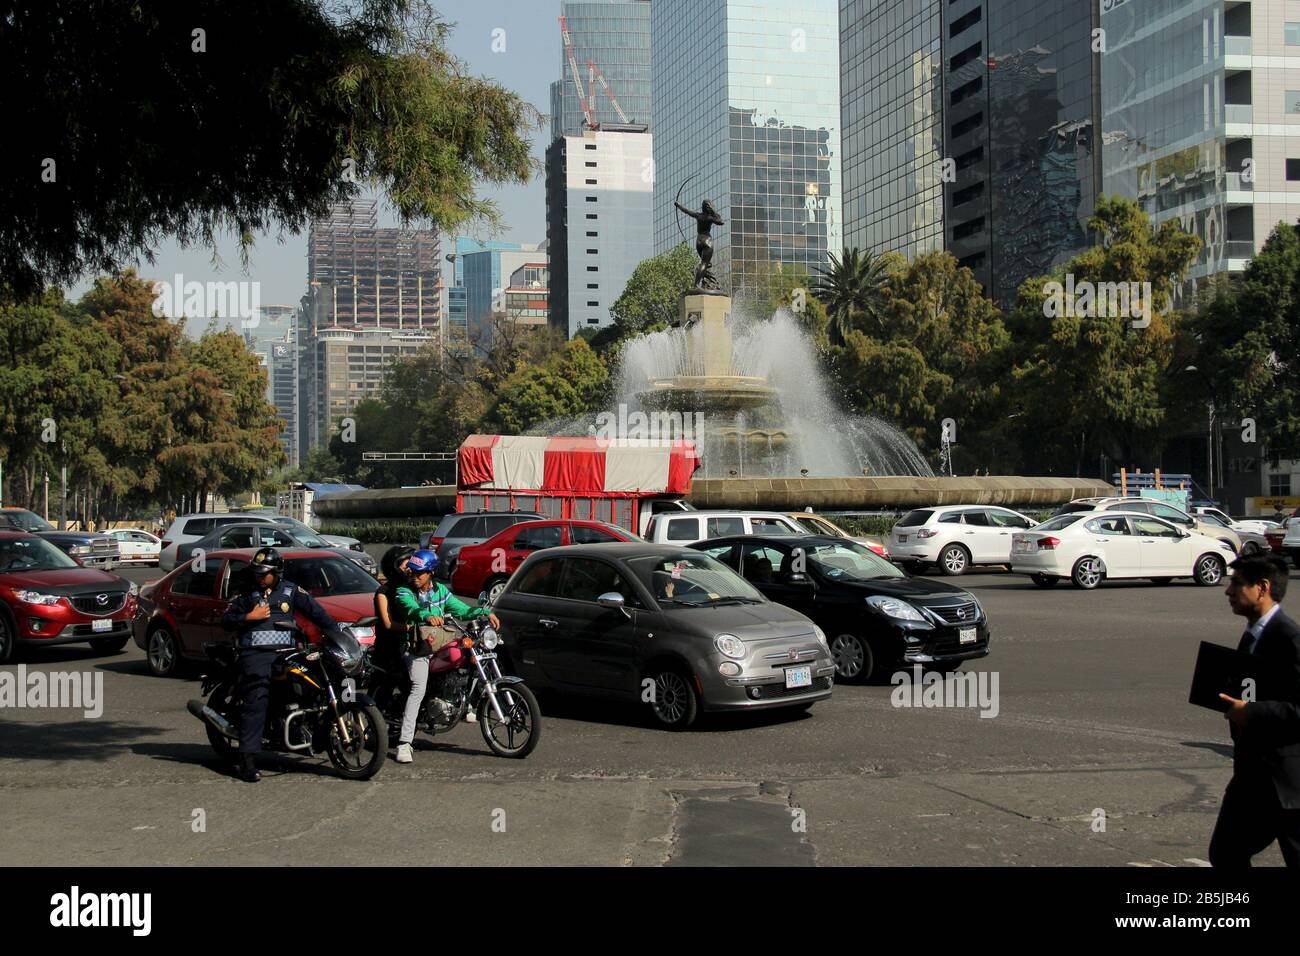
[673,174,698,246]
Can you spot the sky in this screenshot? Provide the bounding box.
[65,1,561,324]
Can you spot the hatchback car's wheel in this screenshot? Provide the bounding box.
[830,633,873,682]
[0,614,14,663]
[646,666,699,730]
[147,626,181,677]
[1071,556,1104,590]
[1239,541,1260,558]
[89,635,130,654]
[938,544,969,576]
[482,576,509,607]
[1030,573,1059,588]
[1193,553,1224,587]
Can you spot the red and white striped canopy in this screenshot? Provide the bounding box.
[458,435,700,496]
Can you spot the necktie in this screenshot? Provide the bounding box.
[1237,628,1254,654]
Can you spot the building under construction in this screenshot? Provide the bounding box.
[305,199,443,334]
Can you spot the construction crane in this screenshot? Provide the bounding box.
[559,16,595,128]
[588,59,630,125]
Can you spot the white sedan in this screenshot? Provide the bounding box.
[1010,510,1235,589]
[104,528,162,566]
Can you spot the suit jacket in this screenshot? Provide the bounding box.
[1232,608,1300,807]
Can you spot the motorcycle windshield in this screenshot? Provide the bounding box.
[321,628,364,674]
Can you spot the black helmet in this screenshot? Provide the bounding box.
[380,545,414,583]
[250,547,284,578]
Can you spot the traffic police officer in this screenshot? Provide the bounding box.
[221,547,338,782]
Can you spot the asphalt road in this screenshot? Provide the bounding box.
[1,564,1295,867]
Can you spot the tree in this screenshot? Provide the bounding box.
[1003,195,1200,474]
[0,0,540,294]
[488,338,608,433]
[812,248,899,346]
[600,244,697,349]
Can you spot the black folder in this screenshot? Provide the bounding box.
[1189,641,1260,712]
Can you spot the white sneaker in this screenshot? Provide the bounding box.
[395,743,413,763]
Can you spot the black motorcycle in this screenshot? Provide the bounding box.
[187,620,387,780]
[367,615,541,759]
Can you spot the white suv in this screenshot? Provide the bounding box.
[1282,520,1300,566]
[643,510,803,545]
[890,505,1036,575]
[158,513,282,571]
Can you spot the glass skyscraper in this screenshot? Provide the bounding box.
[840,0,944,263]
[553,0,653,140]
[652,0,842,301]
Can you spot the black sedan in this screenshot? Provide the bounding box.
[691,534,990,682]
[492,542,835,729]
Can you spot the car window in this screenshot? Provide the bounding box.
[515,559,562,597]
[182,518,214,536]
[173,566,220,597]
[739,543,787,584]
[1034,514,1086,532]
[806,540,903,581]
[1133,517,1179,538]
[0,536,79,570]
[220,528,257,549]
[644,517,659,540]
[258,527,297,548]
[283,556,376,595]
[897,510,933,527]
[1086,517,1131,535]
[627,553,765,606]
[558,557,642,607]
[750,516,793,534]
[962,510,990,526]
[484,515,519,537]
[939,511,964,523]
[665,517,699,541]
[516,525,563,550]
[222,559,252,599]
[695,542,738,568]
[708,516,745,537]
[133,531,155,543]
[1150,503,1192,525]
[213,516,246,529]
[1107,501,1150,514]
[570,525,621,545]
[988,510,1029,529]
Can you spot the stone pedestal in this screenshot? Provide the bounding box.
[680,293,733,377]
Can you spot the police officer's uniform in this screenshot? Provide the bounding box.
[221,563,337,757]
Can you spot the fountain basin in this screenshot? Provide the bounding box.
[639,375,777,412]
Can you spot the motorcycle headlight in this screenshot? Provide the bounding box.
[866,595,929,624]
[714,633,745,659]
[480,627,500,650]
[14,589,65,606]
[347,625,375,643]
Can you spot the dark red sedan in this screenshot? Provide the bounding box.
[451,519,639,603]
[131,548,379,677]
[0,531,138,662]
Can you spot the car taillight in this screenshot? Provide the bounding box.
[430,537,444,549]
[916,529,937,539]
[1037,536,1060,549]
[160,540,171,550]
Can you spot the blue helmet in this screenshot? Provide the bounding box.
[407,549,439,574]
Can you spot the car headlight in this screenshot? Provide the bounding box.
[812,625,829,653]
[347,625,375,643]
[866,595,929,624]
[69,545,91,555]
[350,543,364,552]
[480,627,501,650]
[128,581,140,597]
[14,589,65,606]
[714,633,746,659]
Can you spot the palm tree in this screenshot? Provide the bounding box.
[811,248,893,346]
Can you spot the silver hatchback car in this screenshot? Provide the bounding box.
[492,543,834,728]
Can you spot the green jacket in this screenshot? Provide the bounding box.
[393,582,487,628]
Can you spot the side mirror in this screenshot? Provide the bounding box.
[784,572,812,586]
[597,591,632,618]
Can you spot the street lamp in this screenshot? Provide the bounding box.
[1183,365,1217,499]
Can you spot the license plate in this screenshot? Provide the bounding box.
[1014,539,1031,552]
[897,534,908,542]
[92,618,113,632]
[785,665,812,689]
[959,627,976,644]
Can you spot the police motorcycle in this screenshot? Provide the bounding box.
[187,617,387,780]
[366,614,541,759]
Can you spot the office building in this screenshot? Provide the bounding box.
[546,127,656,337]
[652,0,842,301]
[553,0,653,140]
[446,236,521,350]
[462,243,548,344]
[243,305,300,467]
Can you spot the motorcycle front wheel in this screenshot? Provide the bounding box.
[478,683,541,759]
[205,682,238,761]
[327,703,386,780]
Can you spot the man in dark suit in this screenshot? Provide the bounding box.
[1209,555,1300,867]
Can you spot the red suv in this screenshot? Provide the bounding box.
[0,531,137,662]
[132,548,380,677]
[451,519,639,603]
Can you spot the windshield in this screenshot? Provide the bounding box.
[284,556,377,595]
[3,509,56,533]
[1034,514,1086,532]
[804,540,904,581]
[0,536,80,571]
[279,524,328,547]
[627,553,765,607]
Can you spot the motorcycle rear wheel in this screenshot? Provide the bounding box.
[478,683,541,759]
[327,703,386,780]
